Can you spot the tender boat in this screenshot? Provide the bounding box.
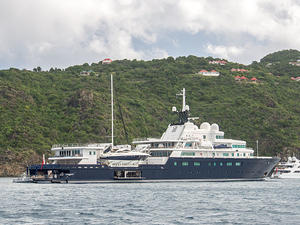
[26,87,280,183]
[272,156,300,178]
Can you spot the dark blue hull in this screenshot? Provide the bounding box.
[28,157,280,183]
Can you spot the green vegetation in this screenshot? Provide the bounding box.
[259,49,300,76]
[1,50,300,175]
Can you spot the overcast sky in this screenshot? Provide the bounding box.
[0,0,299,70]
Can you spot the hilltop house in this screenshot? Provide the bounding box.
[198,70,220,76]
[209,60,227,65]
[102,58,112,64]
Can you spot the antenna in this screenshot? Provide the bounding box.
[111,73,114,148]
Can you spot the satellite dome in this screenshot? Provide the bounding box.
[200,122,210,130]
[211,123,219,131]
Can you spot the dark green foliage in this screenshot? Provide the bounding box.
[1,49,300,167]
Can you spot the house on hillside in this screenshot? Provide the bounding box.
[231,68,249,72]
[209,60,227,65]
[250,77,258,83]
[291,77,300,81]
[80,70,97,76]
[235,75,241,81]
[80,70,91,76]
[289,61,300,66]
[102,58,112,64]
[198,70,220,76]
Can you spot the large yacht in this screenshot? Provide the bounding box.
[27,88,280,183]
[272,156,300,178]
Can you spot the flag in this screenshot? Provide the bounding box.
[41,154,45,170]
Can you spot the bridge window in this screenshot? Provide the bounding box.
[182,162,189,166]
[220,162,223,166]
[194,162,200,166]
[181,152,195,156]
[226,162,232,166]
[232,145,246,148]
[185,142,193,147]
[174,162,177,166]
[235,162,241,166]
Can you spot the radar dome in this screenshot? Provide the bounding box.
[211,123,219,131]
[200,122,210,130]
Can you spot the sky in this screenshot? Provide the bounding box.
[0,0,299,70]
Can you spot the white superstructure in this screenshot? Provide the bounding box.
[132,88,256,163]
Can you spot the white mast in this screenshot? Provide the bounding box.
[111,73,114,148]
[182,88,186,112]
[176,88,186,111]
[256,140,258,157]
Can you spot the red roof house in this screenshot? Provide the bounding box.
[235,75,241,81]
[102,58,112,64]
[240,76,247,80]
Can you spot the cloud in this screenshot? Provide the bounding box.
[0,0,299,69]
[206,44,244,61]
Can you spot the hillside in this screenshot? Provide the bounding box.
[1,50,300,176]
[259,49,300,76]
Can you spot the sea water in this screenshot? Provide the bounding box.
[0,178,299,225]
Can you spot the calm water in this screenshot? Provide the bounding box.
[0,178,299,225]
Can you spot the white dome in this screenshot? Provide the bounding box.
[211,123,219,131]
[200,122,210,130]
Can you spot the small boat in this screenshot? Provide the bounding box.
[12,173,33,183]
[272,156,300,178]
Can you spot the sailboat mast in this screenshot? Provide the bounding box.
[111,73,114,148]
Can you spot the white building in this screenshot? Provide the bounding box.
[198,70,220,76]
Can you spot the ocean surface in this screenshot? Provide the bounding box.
[0,178,299,225]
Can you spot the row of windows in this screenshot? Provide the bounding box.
[89,151,96,155]
[181,152,195,156]
[174,161,242,167]
[151,143,175,148]
[59,150,81,157]
[232,145,246,148]
[216,135,224,139]
[150,151,172,157]
[180,152,250,157]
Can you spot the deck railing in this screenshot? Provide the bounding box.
[52,143,110,148]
